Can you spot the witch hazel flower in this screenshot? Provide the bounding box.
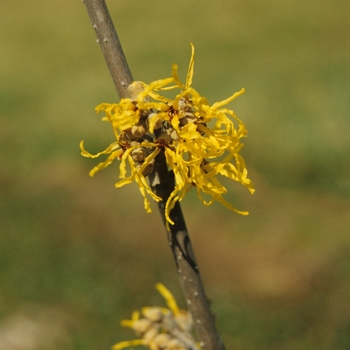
[112,283,198,350]
[80,43,254,225]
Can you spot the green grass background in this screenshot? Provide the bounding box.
[1,0,350,349]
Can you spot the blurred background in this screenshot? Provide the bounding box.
[1,0,350,349]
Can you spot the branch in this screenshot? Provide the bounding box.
[82,1,225,349]
[149,152,225,350]
[83,0,133,98]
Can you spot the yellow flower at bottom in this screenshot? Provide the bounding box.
[112,283,198,350]
[80,43,254,225]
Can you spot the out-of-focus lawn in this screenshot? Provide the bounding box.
[1,0,350,349]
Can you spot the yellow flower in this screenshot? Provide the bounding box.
[112,283,198,350]
[80,43,254,225]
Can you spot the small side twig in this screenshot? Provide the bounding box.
[83,1,225,349]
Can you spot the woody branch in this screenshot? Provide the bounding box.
[82,1,225,349]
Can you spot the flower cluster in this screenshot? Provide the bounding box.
[80,44,254,225]
[112,283,198,350]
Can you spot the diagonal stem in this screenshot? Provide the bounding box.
[83,0,133,97]
[82,1,225,349]
[148,151,225,350]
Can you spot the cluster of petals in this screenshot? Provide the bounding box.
[80,43,254,225]
[112,283,198,350]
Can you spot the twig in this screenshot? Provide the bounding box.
[83,1,225,349]
[83,0,133,98]
[148,152,225,350]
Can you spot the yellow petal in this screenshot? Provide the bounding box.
[172,64,186,90]
[155,283,180,316]
[211,88,245,110]
[80,140,119,159]
[115,177,134,188]
[185,42,195,89]
[112,339,146,350]
[138,147,161,175]
[89,150,123,177]
[178,122,201,139]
